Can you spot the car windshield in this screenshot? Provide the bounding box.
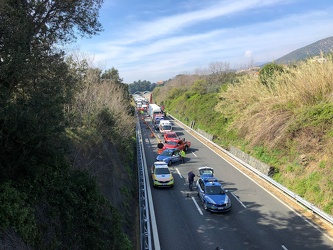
[205,186,224,195]
[155,168,170,175]
[160,150,173,156]
[200,169,214,176]
[162,125,172,130]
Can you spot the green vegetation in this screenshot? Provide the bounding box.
[0,1,135,248]
[128,80,156,93]
[153,57,333,215]
[259,62,286,87]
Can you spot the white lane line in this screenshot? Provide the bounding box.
[175,167,182,177]
[281,245,288,250]
[192,196,203,215]
[191,152,198,157]
[230,192,247,208]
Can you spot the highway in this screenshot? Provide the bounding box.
[140,115,333,250]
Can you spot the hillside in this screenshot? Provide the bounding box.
[275,36,333,64]
[152,55,333,216]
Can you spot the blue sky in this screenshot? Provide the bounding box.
[74,0,333,83]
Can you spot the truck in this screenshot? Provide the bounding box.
[153,113,164,123]
[149,103,162,119]
[152,113,164,130]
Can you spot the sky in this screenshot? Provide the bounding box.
[74,0,333,83]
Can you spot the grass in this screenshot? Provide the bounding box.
[153,56,333,215]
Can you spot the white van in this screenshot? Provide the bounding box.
[159,120,172,134]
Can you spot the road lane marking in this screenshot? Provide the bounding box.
[230,192,247,208]
[281,245,288,250]
[192,152,198,157]
[192,196,203,215]
[175,167,182,177]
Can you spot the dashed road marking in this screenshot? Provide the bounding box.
[192,196,203,215]
[230,192,247,208]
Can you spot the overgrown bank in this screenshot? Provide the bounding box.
[0,1,138,247]
[0,63,138,249]
[152,57,333,215]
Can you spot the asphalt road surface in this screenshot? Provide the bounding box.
[140,115,333,250]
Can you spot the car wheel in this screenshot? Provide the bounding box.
[184,145,188,151]
[168,161,172,166]
[203,202,208,210]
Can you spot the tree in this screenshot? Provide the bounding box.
[0,0,104,178]
[128,80,154,93]
[0,0,103,92]
[101,67,123,84]
[194,61,236,93]
[259,62,285,87]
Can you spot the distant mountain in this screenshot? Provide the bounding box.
[275,36,333,64]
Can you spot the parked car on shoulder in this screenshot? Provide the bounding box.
[151,162,174,187]
[156,148,181,166]
[196,176,231,212]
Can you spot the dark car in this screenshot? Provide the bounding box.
[196,176,231,212]
[153,120,160,130]
[156,148,181,166]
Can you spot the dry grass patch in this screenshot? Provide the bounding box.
[216,57,333,215]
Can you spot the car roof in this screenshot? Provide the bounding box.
[164,148,178,152]
[201,177,221,187]
[153,161,169,168]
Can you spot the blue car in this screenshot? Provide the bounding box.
[198,166,214,178]
[196,176,231,212]
[156,148,181,166]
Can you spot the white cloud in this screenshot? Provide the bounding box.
[245,50,253,58]
[75,0,333,83]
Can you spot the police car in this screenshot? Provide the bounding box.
[196,174,231,212]
[151,162,174,187]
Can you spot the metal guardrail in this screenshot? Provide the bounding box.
[136,117,151,250]
[137,114,161,250]
[169,114,333,226]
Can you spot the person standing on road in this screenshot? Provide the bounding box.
[188,170,195,191]
[180,149,186,163]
